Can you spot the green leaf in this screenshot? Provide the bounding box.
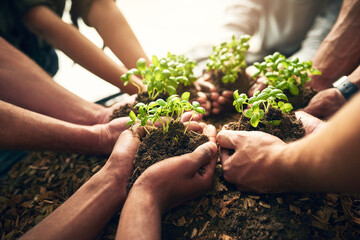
[126,120,134,126]
[195,107,206,114]
[269,120,281,126]
[129,111,136,121]
[250,114,260,127]
[245,109,253,118]
[152,55,160,67]
[280,103,293,113]
[156,99,166,107]
[276,93,288,101]
[309,69,322,75]
[165,86,176,95]
[121,74,128,81]
[233,90,239,99]
[289,83,299,96]
[136,58,147,71]
[192,101,200,108]
[181,92,190,101]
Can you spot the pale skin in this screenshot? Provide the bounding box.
[20,124,217,240]
[217,92,360,193]
[23,0,149,94]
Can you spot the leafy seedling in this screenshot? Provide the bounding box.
[206,34,251,84]
[233,86,293,127]
[252,52,321,96]
[127,92,205,134]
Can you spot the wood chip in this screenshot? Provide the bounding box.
[219,233,235,240]
[276,197,283,204]
[289,205,301,214]
[190,228,198,238]
[208,209,217,218]
[177,216,186,227]
[198,221,209,236]
[259,201,271,208]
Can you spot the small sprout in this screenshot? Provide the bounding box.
[207,34,251,84]
[233,86,293,128]
[252,52,322,96]
[121,53,197,100]
[128,92,205,134]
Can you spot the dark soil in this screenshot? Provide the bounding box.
[209,70,254,94]
[127,122,208,190]
[285,86,317,110]
[226,107,304,142]
[177,83,199,100]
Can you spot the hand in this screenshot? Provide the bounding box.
[93,117,131,155]
[295,111,325,135]
[194,73,220,115]
[99,94,137,123]
[302,88,346,120]
[217,130,290,193]
[246,65,267,96]
[102,125,145,186]
[130,124,218,212]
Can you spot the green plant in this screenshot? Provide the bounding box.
[252,52,321,95]
[127,92,205,134]
[233,86,293,127]
[121,52,197,100]
[206,34,251,84]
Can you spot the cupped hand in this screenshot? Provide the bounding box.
[295,111,325,135]
[95,117,131,155]
[130,124,218,212]
[194,73,220,115]
[102,125,145,186]
[301,88,346,120]
[246,65,267,96]
[99,94,137,123]
[217,130,290,193]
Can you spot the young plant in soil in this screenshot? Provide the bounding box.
[252,52,321,109]
[230,86,304,142]
[111,53,199,120]
[206,34,253,93]
[127,92,208,190]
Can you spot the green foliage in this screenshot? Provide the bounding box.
[121,52,197,100]
[233,86,293,128]
[127,92,205,134]
[252,52,322,96]
[206,34,251,84]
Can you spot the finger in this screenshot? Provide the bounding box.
[202,124,217,143]
[111,125,144,156]
[199,81,216,92]
[212,101,220,108]
[196,92,207,103]
[188,142,218,171]
[216,130,240,149]
[184,121,202,133]
[219,147,232,165]
[200,101,212,116]
[211,92,219,101]
[181,112,202,122]
[222,91,234,98]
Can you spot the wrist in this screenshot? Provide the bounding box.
[332,76,359,100]
[128,185,163,215]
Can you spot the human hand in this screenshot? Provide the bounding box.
[217,130,290,193]
[246,65,267,96]
[295,111,325,135]
[130,124,218,212]
[194,73,220,115]
[302,88,346,120]
[101,125,144,187]
[99,94,137,123]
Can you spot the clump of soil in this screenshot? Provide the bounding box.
[127,122,208,190]
[110,91,169,120]
[285,87,317,110]
[226,106,305,142]
[209,70,254,94]
[177,83,199,100]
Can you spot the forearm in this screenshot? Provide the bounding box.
[117,190,162,240]
[87,0,150,69]
[24,6,142,94]
[0,100,102,154]
[311,0,360,90]
[0,37,106,125]
[284,92,360,192]
[21,168,127,240]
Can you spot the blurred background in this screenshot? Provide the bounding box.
[54,0,223,102]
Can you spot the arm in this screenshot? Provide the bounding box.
[87,0,150,69]
[289,0,341,61]
[23,6,143,94]
[0,37,134,125]
[217,92,360,193]
[0,100,130,155]
[303,64,360,119]
[117,125,217,239]
[21,128,141,240]
[310,0,360,90]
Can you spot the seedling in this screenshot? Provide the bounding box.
[252,52,321,96]
[121,52,197,100]
[206,34,251,84]
[127,92,205,134]
[233,86,293,127]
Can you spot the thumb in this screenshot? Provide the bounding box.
[188,142,218,171]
